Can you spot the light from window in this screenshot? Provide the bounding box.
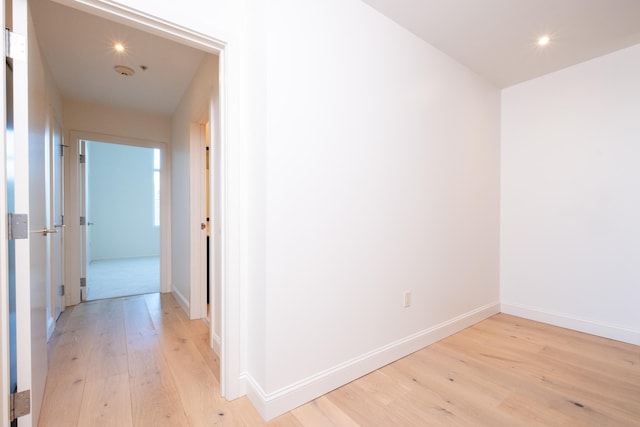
[153,149,161,226]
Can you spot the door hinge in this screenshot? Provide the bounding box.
[80,216,86,226]
[80,278,86,301]
[61,284,65,296]
[10,390,30,421]
[79,154,86,164]
[7,213,29,240]
[4,29,26,61]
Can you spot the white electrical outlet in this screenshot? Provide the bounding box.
[404,291,411,308]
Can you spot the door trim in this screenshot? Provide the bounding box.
[54,0,245,401]
[66,131,170,304]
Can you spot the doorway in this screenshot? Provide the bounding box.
[31,0,240,402]
[80,140,161,301]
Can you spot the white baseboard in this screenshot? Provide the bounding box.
[172,287,190,316]
[211,331,221,357]
[246,302,500,421]
[173,286,221,361]
[46,316,56,342]
[500,302,640,345]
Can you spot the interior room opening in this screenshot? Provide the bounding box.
[81,139,160,301]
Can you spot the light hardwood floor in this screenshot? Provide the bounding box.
[39,293,640,426]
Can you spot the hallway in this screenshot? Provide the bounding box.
[38,293,258,426]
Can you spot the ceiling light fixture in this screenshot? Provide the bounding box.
[114,42,125,53]
[537,35,551,46]
[114,65,135,76]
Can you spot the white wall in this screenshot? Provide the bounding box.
[501,44,640,345]
[63,0,501,419]
[86,141,159,260]
[170,54,218,315]
[248,0,501,417]
[63,100,171,142]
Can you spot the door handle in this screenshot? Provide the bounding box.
[31,228,58,236]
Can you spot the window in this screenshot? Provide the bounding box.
[153,148,161,226]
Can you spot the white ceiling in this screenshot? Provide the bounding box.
[361,0,640,88]
[29,0,640,115]
[30,0,208,116]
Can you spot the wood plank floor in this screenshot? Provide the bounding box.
[39,293,640,426]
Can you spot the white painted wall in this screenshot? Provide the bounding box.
[501,44,640,345]
[170,54,218,315]
[249,0,501,417]
[245,0,268,395]
[62,0,501,418]
[86,141,159,261]
[63,100,171,142]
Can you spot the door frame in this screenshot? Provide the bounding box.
[53,2,246,401]
[0,1,248,423]
[47,0,245,403]
[191,121,208,321]
[66,131,171,303]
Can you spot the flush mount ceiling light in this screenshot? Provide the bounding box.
[537,35,551,46]
[113,42,125,53]
[114,65,135,76]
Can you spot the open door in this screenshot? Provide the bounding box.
[3,0,48,425]
[80,140,161,301]
[46,109,64,337]
[197,121,211,320]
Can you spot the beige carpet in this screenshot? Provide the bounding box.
[86,256,160,301]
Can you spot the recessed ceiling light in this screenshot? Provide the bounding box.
[114,42,125,53]
[537,35,551,46]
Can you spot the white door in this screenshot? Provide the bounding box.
[2,0,48,424]
[198,122,209,319]
[46,109,64,338]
